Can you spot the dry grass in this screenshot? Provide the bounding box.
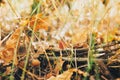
[0,0,120,80]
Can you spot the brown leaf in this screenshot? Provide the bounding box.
[72,29,88,45]
[58,40,67,49]
[47,69,77,80]
[30,13,49,31]
[0,27,23,65]
[53,57,64,75]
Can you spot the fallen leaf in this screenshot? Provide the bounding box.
[58,40,67,49]
[53,57,64,75]
[30,13,49,31]
[31,59,40,66]
[0,27,23,65]
[47,68,77,80]
[72,27,88,45]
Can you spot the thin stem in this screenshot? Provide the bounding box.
[21,1,41,80]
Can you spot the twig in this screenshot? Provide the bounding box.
[1,31,13,43]
[96,60,114,79]
[46,56,108,62]
[45,40,120,57]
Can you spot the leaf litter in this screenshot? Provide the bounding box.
[0,0,120,80]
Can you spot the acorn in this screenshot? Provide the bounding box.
[31,59,40,66]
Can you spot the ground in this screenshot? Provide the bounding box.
[0,0,120,80]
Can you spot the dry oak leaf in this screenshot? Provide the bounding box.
[0,27,23,65]
[53,57,64,75]
[0,48,14,63]
[58,40,68,49]
[29,13,49,31]
[47,69,77,80]
[72,27,89,45]
[6,27,23,48]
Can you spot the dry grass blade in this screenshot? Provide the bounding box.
[0,0,120,80]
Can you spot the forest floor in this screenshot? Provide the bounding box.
[0,0,120,80]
